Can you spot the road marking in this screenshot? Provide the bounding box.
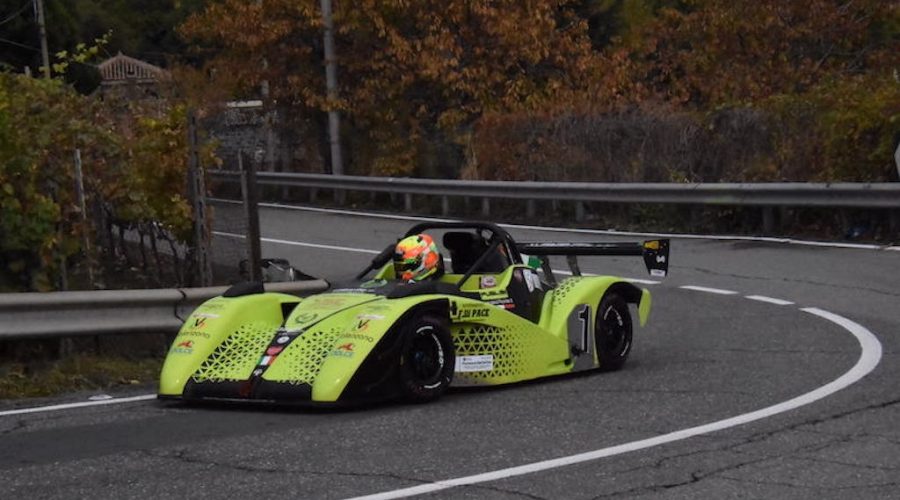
[214,231,659,284]
[679,285,739,295]
[0,394,157,418]
[214,231,381,255]
[346,306,882,500]
[745,295,794,306]
[210,199,900,252]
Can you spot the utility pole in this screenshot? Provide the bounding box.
[34,0,51,78]
[320,0,344,177]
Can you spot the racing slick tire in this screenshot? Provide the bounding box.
[398,315,455,403]
[595,293,633,372]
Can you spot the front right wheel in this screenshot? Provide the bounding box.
[398,315,455,403]
[595,293,633,371]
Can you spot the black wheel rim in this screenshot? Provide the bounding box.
[406,326,445,388]
[598,305,630,356]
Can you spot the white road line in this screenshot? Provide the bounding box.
[0,394,157,418]
[214,231,380,255]
[345,307,882,500]
[210,199,900,252]
[679,285,739,295]
[214,231,659,284]
[745,295,795,306]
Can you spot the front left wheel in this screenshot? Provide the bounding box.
[398,315,455,403]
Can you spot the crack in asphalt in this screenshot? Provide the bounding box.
[719,476,900,491]
[145,448,550,499]
[0,418,28,436]
[794,455,900,472]
[587,398,900,498]
[142,448,425,484]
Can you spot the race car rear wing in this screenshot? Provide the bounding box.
[516,239,669,284]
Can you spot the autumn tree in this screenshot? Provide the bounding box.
[180,0,599,177]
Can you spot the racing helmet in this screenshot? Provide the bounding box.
[393,233,443,282]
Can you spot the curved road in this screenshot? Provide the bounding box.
[1,204,898,499]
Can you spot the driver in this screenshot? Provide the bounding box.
[393,233,444,282]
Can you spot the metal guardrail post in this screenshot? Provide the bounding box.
[441,196,450,216]
[526,200,536,218]
[404,193,413,212]
[575,201,585,222]
[481,198,490,217]
[762,207,776,234]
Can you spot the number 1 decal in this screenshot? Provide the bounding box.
[577,305,591,353]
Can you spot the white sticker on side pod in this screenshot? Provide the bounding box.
[455,355,494,372]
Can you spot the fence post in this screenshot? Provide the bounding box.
[187,110,212,286]
[239,151,263,282]
[73,149,95,287]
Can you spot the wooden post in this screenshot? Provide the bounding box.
[187,111,212,286]
[240,152,263,282]
[73,149,95,286]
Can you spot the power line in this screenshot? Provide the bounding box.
[0,36,39,51]
[0,1,31,27]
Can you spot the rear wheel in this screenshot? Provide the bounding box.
[399,315,455,403]
[595,293,633,371]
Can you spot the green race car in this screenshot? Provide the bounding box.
[158,221,669,406]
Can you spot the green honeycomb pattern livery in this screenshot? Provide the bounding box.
[263,327,343,386]
[552,277,584,307]
[192,322,273,383]
[451,321,567,386]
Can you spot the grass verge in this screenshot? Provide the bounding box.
[0,355,163,399]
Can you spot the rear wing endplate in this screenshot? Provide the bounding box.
[516,240,670,283]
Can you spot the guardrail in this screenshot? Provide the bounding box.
[0,280,329,340]
[210,170,900,231]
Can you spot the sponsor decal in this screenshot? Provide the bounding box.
[330,342,355,358]
[656,255,667,264]
[480,275,497,288]
[192,317,208,329]
[650,269,666,277]
[331,343,355,358]
[177,330,210,339]
[252,368,263,377]
[266,346,284,356]
[356,313,385,320]
[479,289,509,301]
[644,240,660,250]
[293,312,318,325]
[356,319,371,331]
[259,355,275,366]
[311,297,349,308]
[450,302,492,321]
[276,335,291,344]
[197,300,227,311]
[455,355,494,372]
[458,307,490,319]
[524,269,542,292]
[488,297,516,310]
[172,340,194,354]
[341,333,375,343]
[192,313,220,319]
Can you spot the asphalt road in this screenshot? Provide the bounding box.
[2,204,899,499]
